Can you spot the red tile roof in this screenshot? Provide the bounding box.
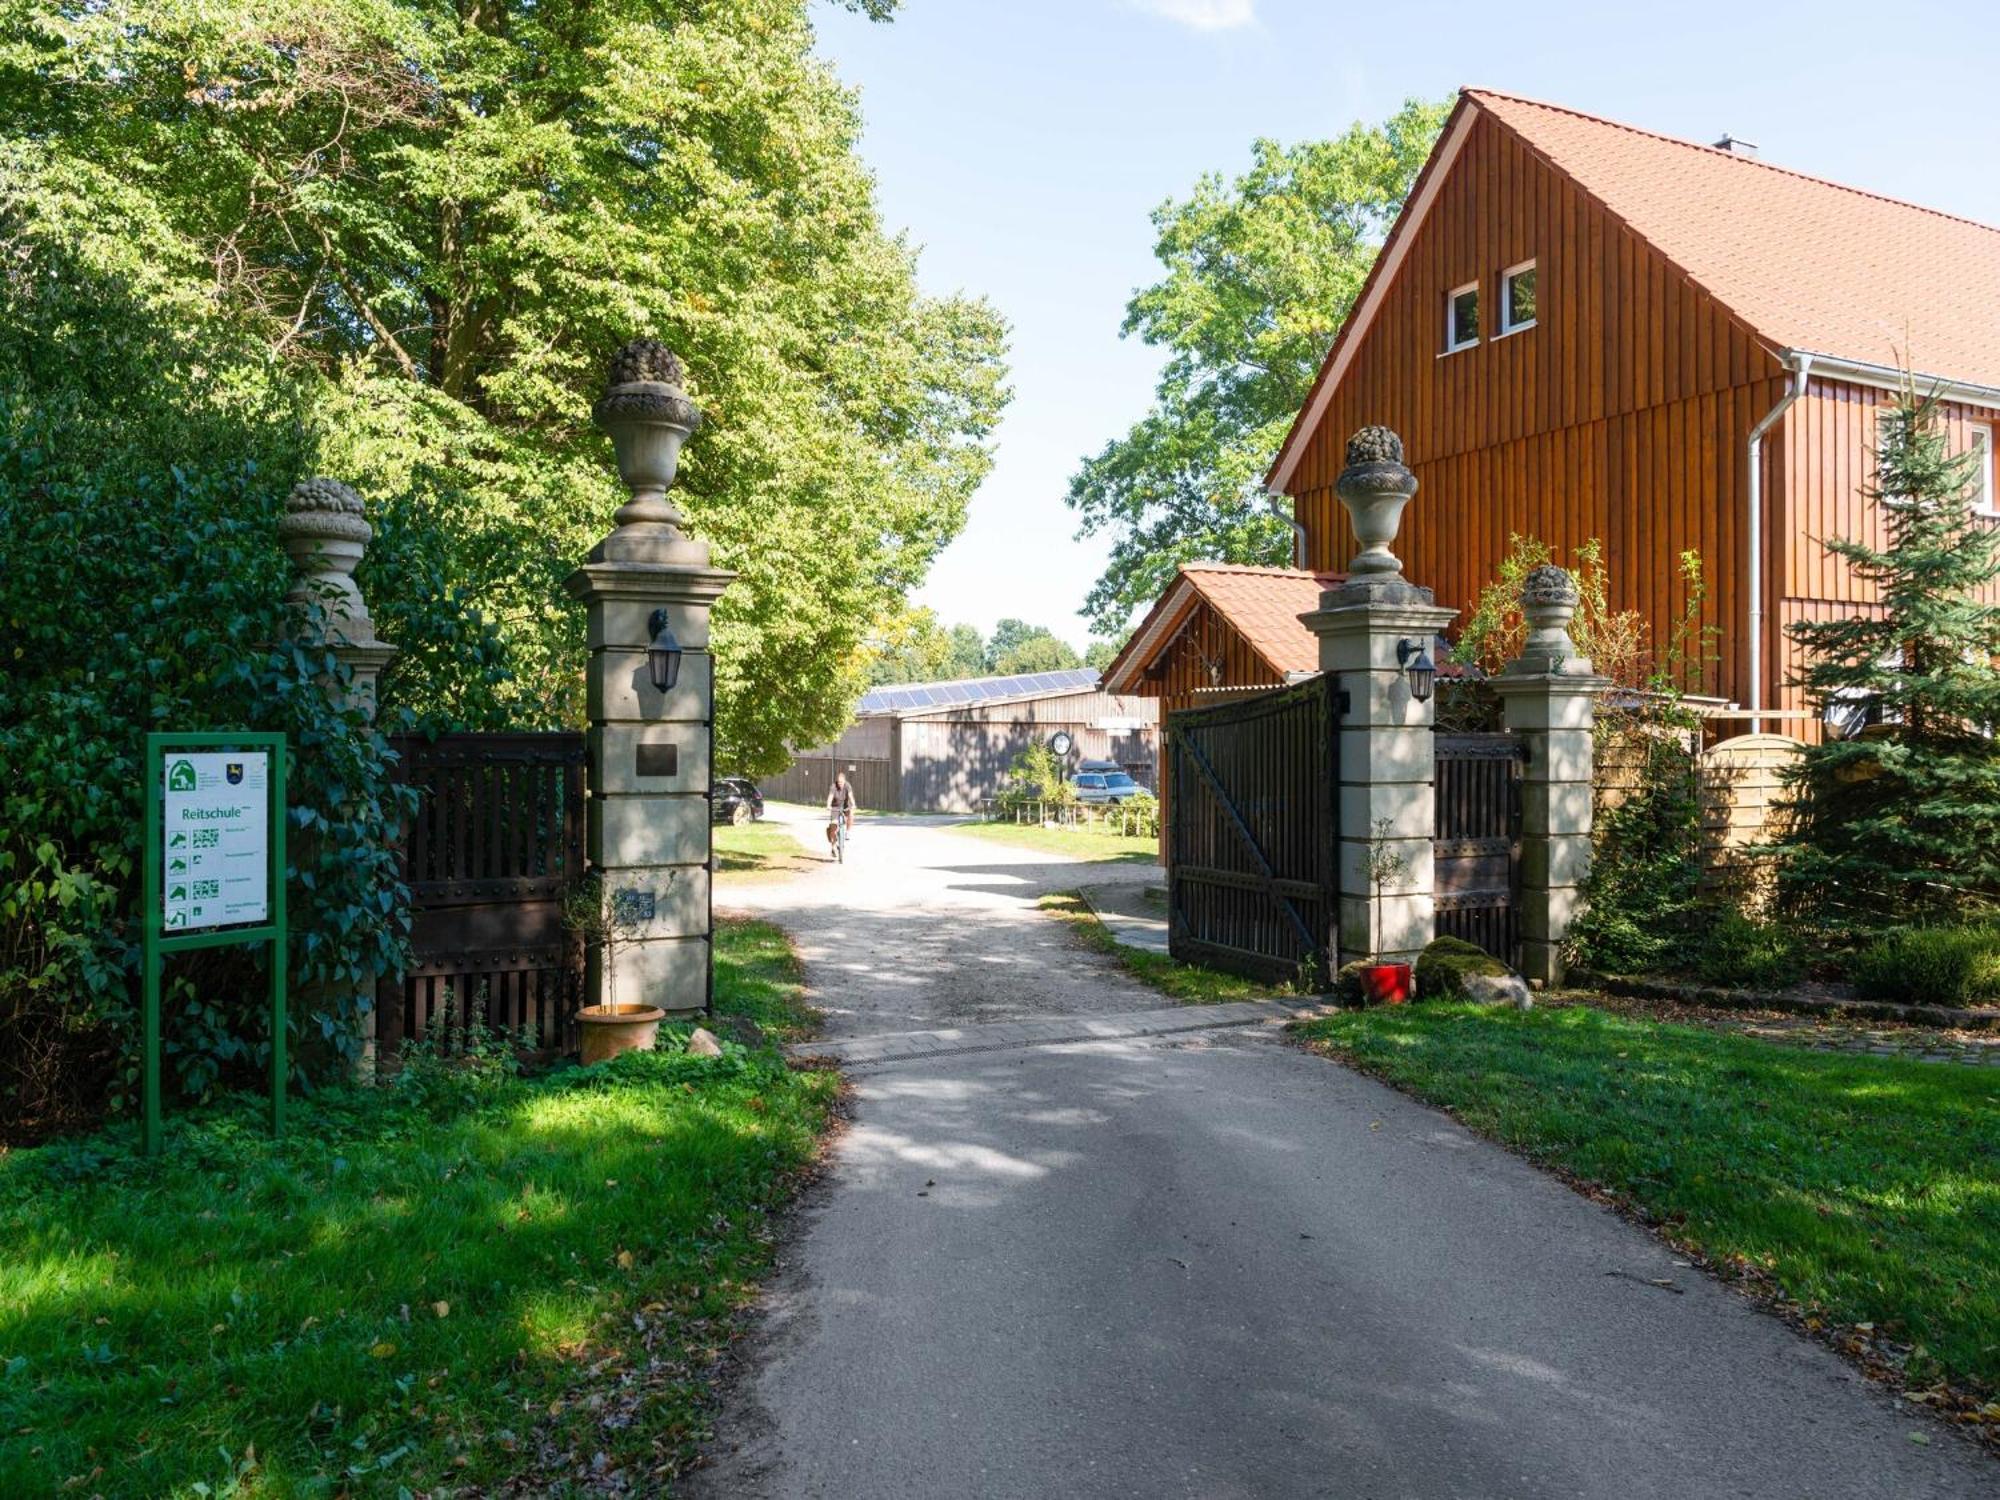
[1468,89,2000,389]
[1269,88,2000,496]
[1102,563,1342,693]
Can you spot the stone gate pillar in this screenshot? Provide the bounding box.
[1489,566,1607,986]
[278,477,398,1071]
[278,477,397,716]
[564,339,733,1017]
[1301,428,1456,967]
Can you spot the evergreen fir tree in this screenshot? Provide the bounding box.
[1779,387,2000,930]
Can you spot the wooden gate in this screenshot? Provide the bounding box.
[379,733,588,1053]
[1166,675,1339,982]
[1433,733,1523,965]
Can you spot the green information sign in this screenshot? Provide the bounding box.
[142,732,288,1156]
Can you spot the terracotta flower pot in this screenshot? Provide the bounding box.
[1361,962,1413,1006]
[577,1003,666,1065]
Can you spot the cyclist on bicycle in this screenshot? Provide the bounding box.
[825,772,856,857]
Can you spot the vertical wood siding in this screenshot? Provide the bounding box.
[1285,111,1787,706]
[1774,380,2000,727]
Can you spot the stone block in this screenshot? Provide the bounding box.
[1519,938,1565,987]
[588,723,712,796]
[1522,833,1593,890]
[1495,689,1597,733]
[590,794,710,869]
[587,648,712,724]
[596,865,710,940]
[1520,885,1585,944]
[1340,782,1434,842]
[1521,780,1594,839]
[587,932,709,1015]
[1338,725,1435,784]
[1339,835,1434,899]
[1340,673,1436,729]
[585,597,713,652]
[1520,728,1594,785]
[1306,602,1457,675]
[1337,891,1435,965]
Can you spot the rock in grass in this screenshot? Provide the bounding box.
[1414,935,1514,1002]
[686,1027,724,1057]
[1462,972,1533,1010]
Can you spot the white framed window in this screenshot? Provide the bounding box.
[1443,281,1479,353]
[1971,422,1995,516]
[1499,260,1537,334]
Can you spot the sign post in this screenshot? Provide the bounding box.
[141,732,288,1156]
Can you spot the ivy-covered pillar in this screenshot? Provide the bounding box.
[1489,566,1608,986]
[277,477,398,1071]
[564,340,734,1021]
[1301,428,1456,968]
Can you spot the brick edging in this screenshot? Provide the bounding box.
[1575,970,2000,1031]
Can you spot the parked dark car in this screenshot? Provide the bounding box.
[1071,770,1144,805]
[713,777,765,825]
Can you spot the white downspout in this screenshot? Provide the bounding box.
[1746,352,1812,734]
[1264,488,1308,569]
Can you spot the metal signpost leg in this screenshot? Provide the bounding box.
[269,741,288,1139]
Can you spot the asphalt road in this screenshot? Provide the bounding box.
[695,813,1994,1499]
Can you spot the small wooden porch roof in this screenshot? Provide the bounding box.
[1101,563,1345,696]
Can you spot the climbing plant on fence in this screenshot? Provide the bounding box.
[0,239,487,1141]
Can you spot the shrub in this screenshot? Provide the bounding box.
[1331,961,1372,1005]
[1566,723,1703,975]
[1847,926,2000,1007]
[1687,909,1806,991]
[1414,936,1510,1001]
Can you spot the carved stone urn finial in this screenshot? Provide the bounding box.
[1511,564,1592,675]
[593,337,703,542]
[277,478,379,644]
[1335,426,1419,583]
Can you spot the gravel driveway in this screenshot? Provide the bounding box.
[694,808,1995,1499]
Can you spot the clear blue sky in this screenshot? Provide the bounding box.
[813,0,1999,652]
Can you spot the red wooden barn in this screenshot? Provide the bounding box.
[1107,87,2000,739]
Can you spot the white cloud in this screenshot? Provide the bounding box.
[1124,0,1256,31]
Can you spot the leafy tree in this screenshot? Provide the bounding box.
[994,634,1082,675]
[1778,389,2000,930]
[0,0,1009,771]
[1084,638,1126,672]
[1066,99,1449,634]
[985,618,1081,674]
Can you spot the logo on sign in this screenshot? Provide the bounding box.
[168,759,198,792]
[226,762,244,785]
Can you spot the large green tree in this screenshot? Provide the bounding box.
[1067,99,1447,634]
[1779,390,2000,930]
[0,0,1008,770]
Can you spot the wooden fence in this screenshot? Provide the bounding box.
[1595,726,1805,900]
[379,733,589,1054]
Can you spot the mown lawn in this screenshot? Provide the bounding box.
[946,819,1159,865]
[713,815,817,879]
[1039,891,1281,1004]
[0,924,836,1497]
[1294,1002,2000,1403]
[712,914,823,1044]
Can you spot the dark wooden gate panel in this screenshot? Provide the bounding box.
[1433,733,1522,965]
[380,733,587,1053]
[1166,675,1338,982]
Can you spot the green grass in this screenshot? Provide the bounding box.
[946,819,1159,864]
[0,927,837,1497]
[713,816,816,879]
[713,914,823,1044]
[1039,891,1281,1004]
[1293,1002,2000,1399]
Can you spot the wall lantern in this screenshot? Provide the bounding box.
[1397,638,1437,704]
[646,608,683,695]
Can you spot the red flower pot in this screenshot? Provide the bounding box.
[1361,962,1413,1006]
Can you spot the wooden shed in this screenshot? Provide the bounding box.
[1264,88,2000,739]
[759,669,1160,814]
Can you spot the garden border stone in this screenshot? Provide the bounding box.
[1577,970,2000,1031]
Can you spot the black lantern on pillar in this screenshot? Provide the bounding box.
[1397,638,1437,704]
[646,608,683,694]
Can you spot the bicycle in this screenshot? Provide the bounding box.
[825,808,851,863]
